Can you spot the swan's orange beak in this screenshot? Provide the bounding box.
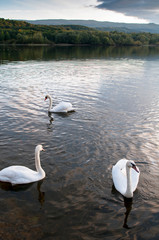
[42,147,45,152]
[132,165,139,173]
[44,97,47,101]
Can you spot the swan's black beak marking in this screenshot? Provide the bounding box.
[132,163,139,173]
[45,96,47,101]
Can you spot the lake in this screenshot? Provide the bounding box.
[1,45,159,239]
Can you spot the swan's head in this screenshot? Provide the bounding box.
[127,160,139,173]
[44,95,51,101]
[36,145,45,152]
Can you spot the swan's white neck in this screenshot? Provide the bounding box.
[47,95,52,111]
[125,166,133,198]
[35,149,45,178]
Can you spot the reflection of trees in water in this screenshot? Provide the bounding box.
[1,45,159,62]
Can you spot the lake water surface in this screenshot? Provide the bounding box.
[1,45,159,239]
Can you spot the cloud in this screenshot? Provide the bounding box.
[0,0,155,23]
[96,0,159,23]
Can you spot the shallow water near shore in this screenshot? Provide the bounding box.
[1,45,159,239]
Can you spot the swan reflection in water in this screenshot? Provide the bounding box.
[0,179,45,206]
[123,197,133,229]
[37,180,45,206]
[46,112,54,132]
[111,185,133,229]
[47,111,75,133]
[48,112,54,123]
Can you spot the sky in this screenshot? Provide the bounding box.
[0,0,159,24]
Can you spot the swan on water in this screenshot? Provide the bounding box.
[112,159,140,198]
[45,94,75,113]
[0,145,45,185]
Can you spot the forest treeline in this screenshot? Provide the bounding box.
[1,18,159,46]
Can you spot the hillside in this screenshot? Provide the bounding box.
[26,19,159,34]
[1,18,159,46]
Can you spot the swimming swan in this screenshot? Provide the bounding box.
[112,159,140,198]
[0,145,45,185]
[45,94,75,113]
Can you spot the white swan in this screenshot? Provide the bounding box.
[45,94,75,113]
[0,145,45,185]
[112,159,140,198]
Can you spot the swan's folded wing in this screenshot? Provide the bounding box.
[52,102,70,112]
[0,166,37,185]
[0,166,17,182]
[112,162,127,196]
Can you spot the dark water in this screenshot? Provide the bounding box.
[1,45,159,239]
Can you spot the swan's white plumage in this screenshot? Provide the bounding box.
[45,94,75,113]
[52,101,74,113]
[112,159,140,198]
[0,145,45,185]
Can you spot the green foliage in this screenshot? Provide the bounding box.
[1,18,159,46]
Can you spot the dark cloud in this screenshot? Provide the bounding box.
[96,0,159,23]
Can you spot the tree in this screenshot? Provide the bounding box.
[0,30,4,41]
[32,32,44,43]
[4,31,10,41]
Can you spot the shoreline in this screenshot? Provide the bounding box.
[0,43,159,47]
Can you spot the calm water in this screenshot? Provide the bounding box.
[1,45,159,239]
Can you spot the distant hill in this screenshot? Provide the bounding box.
[26,19,159,34]
[1,18,159,46]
